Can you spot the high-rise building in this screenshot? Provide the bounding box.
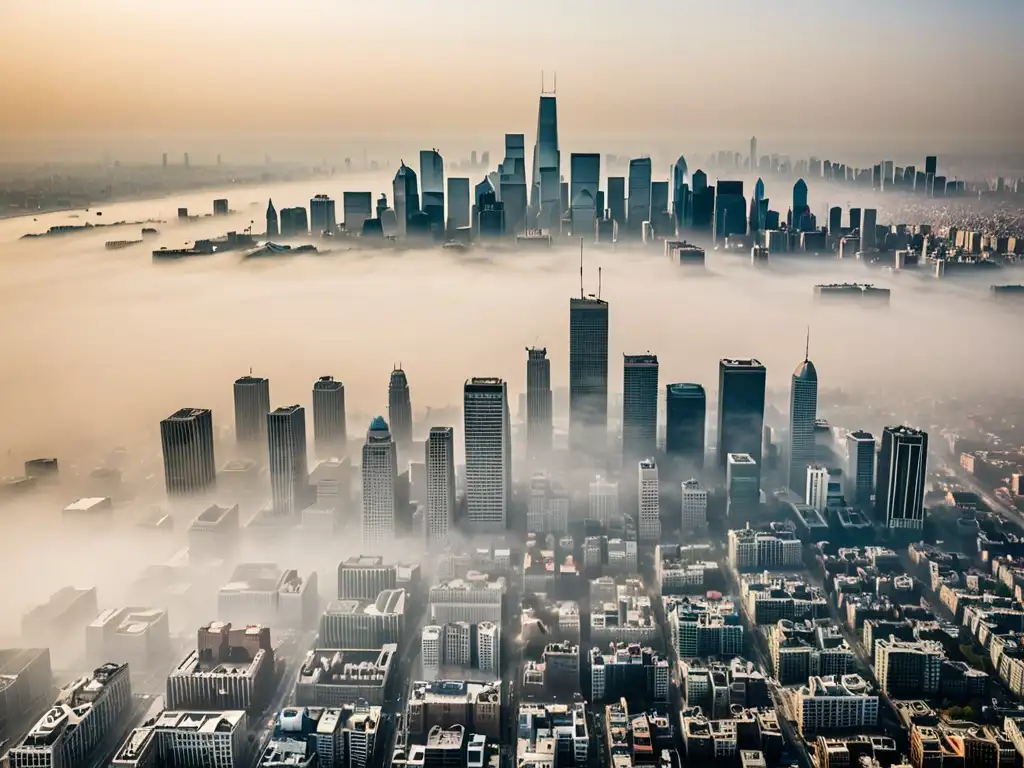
[420,149,445,236]
[312,376,346,457]
[638,459,661,542]
[714,180,745,242]
[266,199,278,237]
[343,192,373,235]
[622,354,659,463]
[672,155,690,230]
[499,134,528,235]
[589,476,618,526]
[627,158,653,236]
[925,156,937,176]
[388,368,413,457]
[268,405,309,517]
[665,383,706,471]
[789,349,818,494]
[726,454,760,518]
[681,479,708,529]
[279,207,308,237]
[310,194,337,234]
[806,465,829,511]
[464,378,510,533]
[828,206,842,237]
[792,179,809,229]
[845,431,876,507]
[717,359,767,474]
[875,426,928,531]
[362,417,397,549]
[526,347,553,466]
[570,153,600,239]
[160,408,216,496]
[393,162,420,236]
[861,208,877,249]
[608,177,626,228]
[530,94,560,229]
[447,177,471,231]
[569,297,610,455]
[426,427,455,546]
[750,137,757,170]
[234,375,270,448]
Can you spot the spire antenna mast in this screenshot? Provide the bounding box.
[579,236,584,300]
[805,326,810,361]
[598,266,602,300]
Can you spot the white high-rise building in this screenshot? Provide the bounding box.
[681,479,707,529]
[421,625,442,672]
[527,473,569,534]
[806,465,829,512]
[589,476,618,525]
[463,378,510,533]
[268,405,309,517]
[638,459,661,542]
[477,621,500,675]
[361,417,397,550]
[426,427,455,546]
[443,622,472,667]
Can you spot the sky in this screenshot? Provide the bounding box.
[1,0,1022,162]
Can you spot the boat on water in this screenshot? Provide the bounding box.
[105,239,143,250]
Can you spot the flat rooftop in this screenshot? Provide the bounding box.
[222,563,284,593]
[151,709,245,732]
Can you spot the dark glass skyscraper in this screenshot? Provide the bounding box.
[393,162,420,237]
[388,368,413,456]
[627,158,652,236]
[846,430,876,507]
[608,177,626,228]
[792,179,809,230]
[343,192,372,235]
[875,426,928,531]
[266,199,278,237]
[665,383,706,470]
[716,359,766,474]
[622,354,659,463]
[690,170,715,230]
[234,375,270,448]
[714,180,745,243]
[446,178,471,232]
[419,149,445,237]
[500,134,528,235]
[526,347,552,466]
[570,153,600,239]
[788,353,818,495]
[672,155,690,230]
[310,194,337,234]
[268,405,309,517]
[312,376,346,457]
[569,297,609,455]
[530,94,560,229]
[160,408,216,496]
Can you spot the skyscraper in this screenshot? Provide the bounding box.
[726,453,759,518]
[426,427,455,547]
[530,94,560,229]
[792,179,809,230]
[788,342,818,495]
[638,459,661,542]
[570,153,600,239]
[393,162,420,236]
[310,194,337,234]
[714,180,745,242]
[526,347,552,467]
[234,375,270,448]
[343,192,372,235]
[672,155,690,230]
[846,431,876,507]
[388,367,413,457]
[312,376,346,457]
[419,149,445,237]
[750,137,757,170]
[463,378,510,533]
[160,408,216,496]
[875,426,928,531]
[717,359,766,474]
[447,177,471,231]
[627,158,653,236]
[622,354,659,463]
[608,177,626,229]
[362,417,397,549]
[499,134,528,235]
[569,297,610,456]
[267,405,309,517]
[749,177,766,233]
[861,208,877,249]
[665,383,706,471]
[925,156,937,176]
[266,199,278,237]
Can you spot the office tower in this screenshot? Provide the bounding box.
[622,354,659,463]
[476,189,505,238]
[267,405,308,517]
[861,208,877,249]
[312,376,346,457]
[589,475,618,525]
[726,453,760,517]
[627,158,653,236]
[748,177,766,233]
[426,427,455,546]
[875,426,928,531]
[526,347,553,466]
[234,375,270,448]
[882,160,894,187]
[570,153,600,239]
[681,479,707,528]
[569,297,610,456]
[266,199,278,237]
[788,347,818,494]
[717,359,766,473]
[160,408,216,496]
[446,177,471,232]
[279,207,308,236]
[665,383,706,470]
[792,179,809,230]
[750,137,757,170]
[530,94,560,229]
[672,155,690,230]
[310,194,337,234]
[500,134,528,235]
[638,459,661,542]
[343,192,372,235]
[849,207,861,233]
[828,206,842,236]
[362,417,397,548]
[806,464,829,511]
[420,149,445,236]
[393,161,420,236]
[463,378,510,533]
[846,431,876,507]
[388,367,413,457]
[651,181,669,215]
[925,156,937,176]
[714,180,745,242]
[608,176,626,228]
[690,170,715,231]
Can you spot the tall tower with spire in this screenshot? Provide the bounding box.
[788,329,819,496]
[266,199,278,237]
[388,367,413,458]
[530,76,560,229]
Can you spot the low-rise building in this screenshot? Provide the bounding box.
[319,590,406,649]
[407,680,501,741]
[295,645,396,707]
[218,563,319,629]
[794,675,878,735]
[111,709,247,768]
[166,622,274,711]
[86,606,170,674]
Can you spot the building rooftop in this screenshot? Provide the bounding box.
[150,709,245,733]
[298,646,395,687]
[409,679,500,705]
[166,408,210,421]
[325,588,406,616]
[63,497,110,512]
[89,606,166,634]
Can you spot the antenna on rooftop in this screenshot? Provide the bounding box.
[579,236,584,299]
[805,326,810,361]
[598,267,602,300]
